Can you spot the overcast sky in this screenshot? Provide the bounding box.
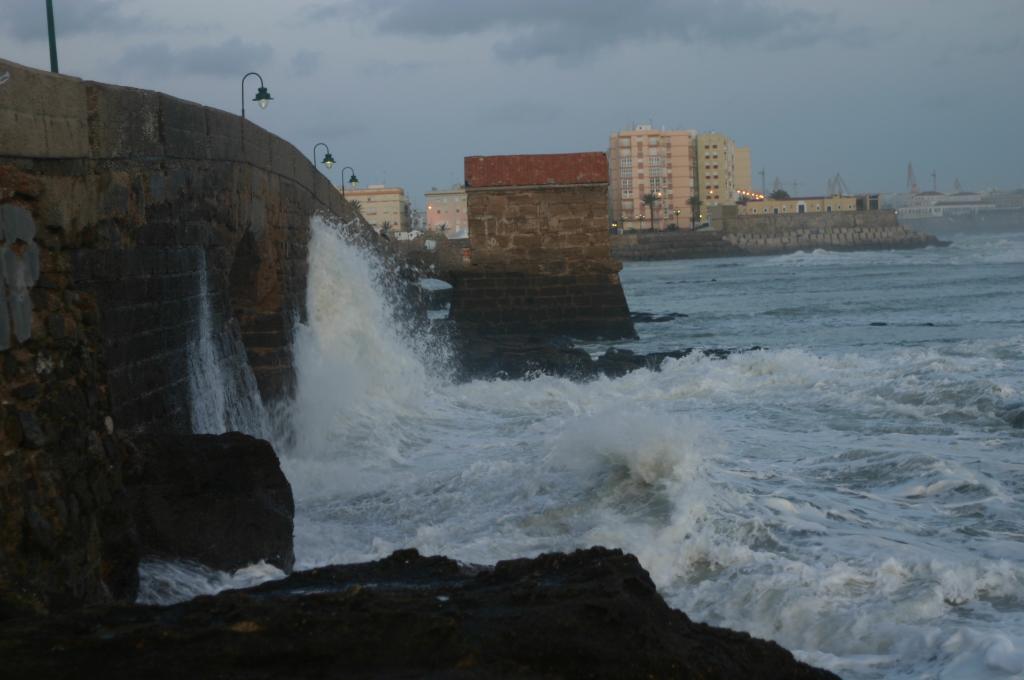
[5,0,1023,207]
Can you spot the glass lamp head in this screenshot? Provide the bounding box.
[254,86,273,109]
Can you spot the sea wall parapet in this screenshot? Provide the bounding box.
[612,211,940,261]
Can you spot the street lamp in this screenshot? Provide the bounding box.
[313,143,335,170]
[45,0,58,73]
[241,72,273,119]
[340,167,359,198]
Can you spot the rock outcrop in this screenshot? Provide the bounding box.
[453,332,749,382]
[124,433,295,573]
[0,547,838,679]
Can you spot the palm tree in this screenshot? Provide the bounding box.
[641,193,657,231]
[687,195,702,230]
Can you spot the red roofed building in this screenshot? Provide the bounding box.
[448,152,634,340]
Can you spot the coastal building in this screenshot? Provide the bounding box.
[608,125,696,231]
[424,185,468,236]
[456,152,634,339]
[696,132,739,211]
[343,185,411,232]
[735,147,752,193]
[738,195,857,215]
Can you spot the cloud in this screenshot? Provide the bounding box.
[116,37,274,78]
[321,0,860,61]
[4,0,148,41]
[290,49,322,77]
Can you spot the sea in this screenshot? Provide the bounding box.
[141,221,1024,680]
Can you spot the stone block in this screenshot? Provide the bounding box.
[269,136,297,183]
[204,107,244,163]
[241,122,273,169]
[159,93,209,161]
[86,83,162,159]
[0,59,90,158]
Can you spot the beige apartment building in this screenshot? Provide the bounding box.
[344,185,411,232]
[695,132,740,214]
[608,125,696,230]
[735,147,752,193]
[738,195,857,215]
[424,185,468,235]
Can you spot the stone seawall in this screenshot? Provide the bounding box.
[0,59,358,611]
[612,212,940,261]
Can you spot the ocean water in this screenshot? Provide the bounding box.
[146,222,1024,679]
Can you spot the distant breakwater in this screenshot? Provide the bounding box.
[612,212,942,261]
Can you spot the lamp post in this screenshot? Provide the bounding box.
[340,166,359,198]
[45,0,58,73]
[241,72,272,119]
[312,143,335,171]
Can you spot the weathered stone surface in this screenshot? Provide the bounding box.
[0,58,365,611]
[124,432,294,573]
[1,203,41,348]
[453,156,634,340]
[0,547,838,680]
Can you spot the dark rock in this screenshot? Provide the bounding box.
[1002,406,1024,429]
[631,311,689,323]
[456,334,598,381]
[0,547,838,680]
[16,410,48,448]
[124,432,295,573]
[869,322,888,326]
[11,382,41,401]
[456,333,756,382]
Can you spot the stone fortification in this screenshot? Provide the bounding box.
[451,153,634,339]
[717,211,938,253]
[612,211,940,261]
[0,58,358,612]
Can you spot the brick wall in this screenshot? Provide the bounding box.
[465,152,608,188]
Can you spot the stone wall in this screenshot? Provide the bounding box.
[612,212,940,261]
[717,211,938,254]
[452,154,634,339]
[611,230,747,261]
[0,59,359,611]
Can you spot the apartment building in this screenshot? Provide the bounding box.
[608,125,696,230]
[695,132,740,214]
[424,185,468,236]
[735,147,752,193]
[344,185,411,232]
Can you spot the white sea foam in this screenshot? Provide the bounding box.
[187,250,269,437]
[137,558,284,605]
[146,224,1024,679]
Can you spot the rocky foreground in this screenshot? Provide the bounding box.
[0,546,837,679]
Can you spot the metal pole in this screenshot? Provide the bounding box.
[45,0,59,73]
[241,72,263,119]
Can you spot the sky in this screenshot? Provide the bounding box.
[4,0,1023,208]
